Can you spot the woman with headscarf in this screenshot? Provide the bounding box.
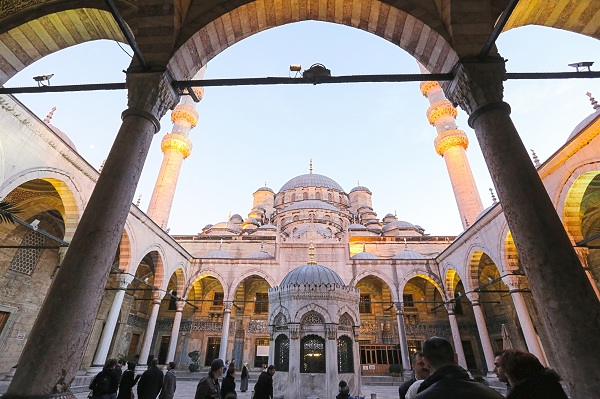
[240,363,249,393]
[117,361,141,399]
[221,365,237,399]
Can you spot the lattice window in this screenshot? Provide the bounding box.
[337,335,354,373]
[274,334,290,371]
[274,313,287,326]
[339,314,353,326]
[301,311,324,325]
[204,337,221,366]
[254,293,269,314]
[8,231,45,275]
[359,294,372,314]
[301,335,325,373]
[213,292,224,306]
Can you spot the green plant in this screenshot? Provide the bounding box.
[188,350,201,372]
[389,364,401,376]
[0,201,21,224]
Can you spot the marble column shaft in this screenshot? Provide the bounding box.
[447,57,600,397]
[465,293,494,372]
[4,71,178,399]
[92,274,134,366]
[446,308,467,369]
[166,300,186,363]
[394,306,411,371]
[218,304,232,361]
[138,291,163,366]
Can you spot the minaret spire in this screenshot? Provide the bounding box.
[308,240,317,265]
[44,106,57,124]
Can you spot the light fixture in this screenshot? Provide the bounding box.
[30,219,40,231]
[568,62,594,72]
[289,65,302,72]
[33,74,54,86]
[302,63,331,83]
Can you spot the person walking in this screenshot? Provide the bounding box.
[253,365,275,399]
[240,363,249,393]
[195,359,225,399]
[90,359,121,399]
[117,361,141,399]
[137,359,164,399]
[159,362,177,399]
[221,365,237,399]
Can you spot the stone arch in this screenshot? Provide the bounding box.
[294,303,332,324]
[466,245,501,293]
[167,0,458,81]
[227,268,277,301]
[397,268,444,299]
[117,228,133,273]
[557,162,600,243]
[131,246,167,290]
[350,269,398,302]
[270,310,290,326]
[502,228,521,275]
[187,268,228,297]
[445,268,462,299]
[337,306,358,326]
[0,7,126,84]
[165,267,187,300]
[0,170,84,243]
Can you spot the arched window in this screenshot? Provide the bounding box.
[315,192,321,200]
[301,335,325,373]
[9,230,45,275]
[337,335,354,373]
[303,192,308,200]
[328,193,333,201]
[275,334,290,371]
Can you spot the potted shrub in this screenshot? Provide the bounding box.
[389,363,401,376]
[188,350,201,372]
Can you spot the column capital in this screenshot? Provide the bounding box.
[116,274,134,289]
[574,247,589,267]
[175,299,186,312]
[124,71,180,134]
[502,274,524,291]
[394,302,404,314]
[151,289,163,303]
[223,301,233,312]
[446,57,508,127]
[465,292,480,305]
[444,302,457,315]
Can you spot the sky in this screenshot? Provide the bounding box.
[4,22,600,236]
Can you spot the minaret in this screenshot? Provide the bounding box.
[147,67,206,229]
[419,64,483,229]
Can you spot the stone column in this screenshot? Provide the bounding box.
[445,304,467,369]
[91,274,134,369]
[218,302,232,361]
[166,299,186,363]
[446,56,600,397]
[325,325,338,399]
[465,293,494,373]
[502,275,547,365]
[394,303,411,371]
[287,325,301,399]
[138,290,164,367]
[3,71,178,399]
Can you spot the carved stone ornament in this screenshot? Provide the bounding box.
[171,104,199,126]
[161,133,192,158]
[289,323,300,339]
[426,100,458,125]
[420,80,440,97]
[446,57,507,118]
[434,129,469,155]
[326,324,337,340]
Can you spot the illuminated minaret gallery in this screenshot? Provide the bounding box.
[147,67,206,229]
[419,69,483,229]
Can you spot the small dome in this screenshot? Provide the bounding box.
[393,250,425,260]
[255,186,275,193]
[48,125,78,151]
[210,221,242,233]
[258,223,277,230]
[279,263,344,286]
[203,224,213,231]
[248,249,274,259]
[349,186,371,194]
[201,249,233,259]
[382,220,416,233]
[351,251,380,260]
[348,223,367,230]
[475,205,495,223]
[230,214,243,223]
[279,173,344,193]
[567,108,600,141]
[282,200,339,212]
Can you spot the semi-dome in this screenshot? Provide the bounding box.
[393,250,425,260]
[282,200,339,212]
[382,220,416,233]
[279,263,345,287]
[279,173,344,193]
[349,185,371,194]
[201,249,233,259]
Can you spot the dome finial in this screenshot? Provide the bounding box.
[44,106,57,124]
[309,159,313,174]
[530,149,540,168]
[219,238,223,250]
[362,243,367,253]
[308,239,317,265]
[587,92,600,110]
[489,188,497,204]
[404,237,408,251]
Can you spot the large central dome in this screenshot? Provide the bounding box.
[278,173,345,193]
[279,263,345,286]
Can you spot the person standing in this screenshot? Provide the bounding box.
[195,359,225,399]
[117,361,141,399]
[399,352,429,399]
[159,362,177,399]
[221,365,237,399]
[253,365,275,399]
[240,363,249,393]
[90,358,121,399]
[137,359,164,399]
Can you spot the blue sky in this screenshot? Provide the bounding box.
[5,22,600,235]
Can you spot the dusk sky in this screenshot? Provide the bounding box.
[5,22,600,236]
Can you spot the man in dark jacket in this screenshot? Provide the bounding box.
[253,365,275,399]
[137,359,164,399]
[415,337,503,399]
[399,352,429,399]
[159,362,177,399]
[195,359,224,399]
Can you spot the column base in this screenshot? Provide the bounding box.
[86,366,103,375]
[2,392,77,399]
[136,365,148,372]
[3,368,17,381]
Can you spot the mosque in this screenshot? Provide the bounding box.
[0,2,599,399]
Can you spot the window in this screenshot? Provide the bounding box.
[403,294,414,307]
[315,192,321,200]
[213,292,224,306]
[359,294,372,314]
[303,192,308,200]
[337,336,354,373]
[0,311,10,335]
[328,193,333,201]
[168,290,177,310]
[254,338,270,368]
[8,231,45,275]
[274,335,290,371]
[254,293,269,314]
[301,335,325,373]
[204,337,221,366]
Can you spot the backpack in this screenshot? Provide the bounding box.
[91,372,111,395]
